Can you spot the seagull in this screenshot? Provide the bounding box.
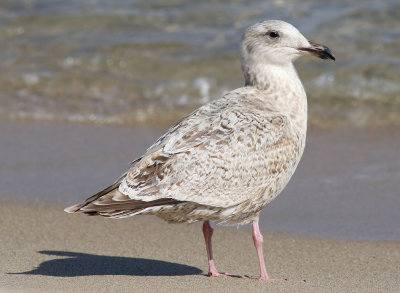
[65,20,335,281]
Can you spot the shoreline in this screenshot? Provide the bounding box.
[1,119,399,241]
[1,199,399,293]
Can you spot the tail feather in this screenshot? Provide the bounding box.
[64,203,85,213]
[64,176,182,218]
[64,177,124,214]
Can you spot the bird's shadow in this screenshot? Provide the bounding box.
[11,250,202,277]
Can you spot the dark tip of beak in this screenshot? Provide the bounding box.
[299,41,335,61]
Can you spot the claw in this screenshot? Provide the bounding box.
[208,271,230,277]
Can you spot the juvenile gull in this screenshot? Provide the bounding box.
[65,20,335,280]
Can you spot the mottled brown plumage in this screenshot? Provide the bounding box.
[65,20,334,280]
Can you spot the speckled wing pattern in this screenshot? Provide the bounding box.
[68,87,301,224]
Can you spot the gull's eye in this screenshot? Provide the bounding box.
[266,30,280,39]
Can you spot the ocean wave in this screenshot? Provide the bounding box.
[0,0,399,127]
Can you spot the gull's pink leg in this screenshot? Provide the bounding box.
[202,220,225,277]
[252,220,270,280]
[252,220,285,281]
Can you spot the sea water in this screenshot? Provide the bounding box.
[0,0,399,127]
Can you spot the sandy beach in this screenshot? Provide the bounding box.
[1,199,399,293]
[1,120,399,292]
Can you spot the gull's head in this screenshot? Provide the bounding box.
[240,20,335,67]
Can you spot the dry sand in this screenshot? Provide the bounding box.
[1,199,399,293]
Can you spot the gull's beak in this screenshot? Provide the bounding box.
[298,41,335,61]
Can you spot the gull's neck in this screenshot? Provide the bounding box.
[243,61,300,90]
[243,61,308,131]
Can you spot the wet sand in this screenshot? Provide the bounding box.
[1,119,399,241]
[1,199,399,293]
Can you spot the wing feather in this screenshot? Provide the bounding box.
[119,90,296,208]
